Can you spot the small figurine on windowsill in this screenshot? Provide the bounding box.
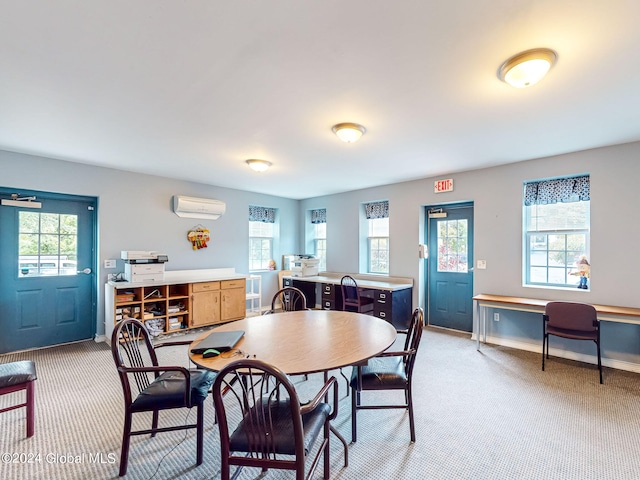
[571,255,590,289]
[268,259,276,271]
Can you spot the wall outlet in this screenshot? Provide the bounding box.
[494,312,500,322]
[104,259,116,269]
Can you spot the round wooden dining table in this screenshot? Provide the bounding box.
[189,309,397,375]
[190,309,396,467]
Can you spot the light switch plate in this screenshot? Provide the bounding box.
[104,259,116,269]
[477,260,487,269]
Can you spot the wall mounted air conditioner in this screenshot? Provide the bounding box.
[172,195,226,220]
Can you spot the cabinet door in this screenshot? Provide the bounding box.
[191,290,221,327]
[221,287,246,321]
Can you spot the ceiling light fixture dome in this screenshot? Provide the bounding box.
[498,48,558,88]
[332,122,366,143]
[246,159,272,172]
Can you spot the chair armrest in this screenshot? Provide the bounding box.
[119,365,191,385]
[119,365,192,402]
[396,329,408,335]
[375,349,414,358]
[300,376,339,420]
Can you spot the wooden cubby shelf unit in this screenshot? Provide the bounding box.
[106,276,247,341]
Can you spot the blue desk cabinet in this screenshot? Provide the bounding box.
[284,275,413,330]
[283,277,317,308]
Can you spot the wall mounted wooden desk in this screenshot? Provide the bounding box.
[473,293,640,351]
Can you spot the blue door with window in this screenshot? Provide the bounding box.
[427,203,474,332]
[0,189,96,353]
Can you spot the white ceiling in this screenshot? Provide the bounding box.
[2,1,640,200]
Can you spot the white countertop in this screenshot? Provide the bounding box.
[284,272,413,291]
[108,268,248,289]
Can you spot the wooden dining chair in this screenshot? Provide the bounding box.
[340,275,374,314]
[542,301,602,384]
[111,318,216,476]
[212,358,338,480]
[350,307,424,442]
[265,287,310,314]
[0,360,37,438]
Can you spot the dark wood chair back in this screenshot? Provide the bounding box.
[340,275,374,313]
[212,358,338,480]
[270,286,308,312]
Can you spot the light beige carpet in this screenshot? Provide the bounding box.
[2,326,640,480]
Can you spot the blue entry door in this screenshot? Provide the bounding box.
[0,190,96,353]
[427,204,474,332]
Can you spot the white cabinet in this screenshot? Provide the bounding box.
[246,275,262,316]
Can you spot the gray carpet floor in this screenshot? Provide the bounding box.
[2,326,640,480]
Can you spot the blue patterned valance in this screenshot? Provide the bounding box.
[523,175,590,206]
[310,208,326,224]
[364,200,389,219]
[249,205,276,223]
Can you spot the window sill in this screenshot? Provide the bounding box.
[523,284,590,292]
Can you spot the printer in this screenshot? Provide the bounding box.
[121,251,168,283]
[290,255,319,277]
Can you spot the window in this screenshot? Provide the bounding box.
[18,211,78,276]
[249,206,277,271]
[310,208,327,271]
[523,175,590,288]
[364,201,389,274]
[437,219,468,273]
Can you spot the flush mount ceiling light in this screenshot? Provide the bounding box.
[332,122,366,143]
[498,48,558,88]
[246,159,272,172]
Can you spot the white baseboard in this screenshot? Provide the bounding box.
[477,334,640,374]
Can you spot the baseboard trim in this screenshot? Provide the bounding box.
[477,335,640,374]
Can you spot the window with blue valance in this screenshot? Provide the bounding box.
[364,200,389,219]
[310,208,326,224]
[249,205,276,223]
[523,175,590,206]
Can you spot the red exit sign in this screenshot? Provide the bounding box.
[434,178,453,193]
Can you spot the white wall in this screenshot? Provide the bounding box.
[0,149,300,336]
[4,142,640,367]
[300,141,640,366]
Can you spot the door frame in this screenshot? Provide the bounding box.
[0,186,98,351]
[424,201,474,330]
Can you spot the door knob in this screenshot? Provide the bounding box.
[77,268,92,274]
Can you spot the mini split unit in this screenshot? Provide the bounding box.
[172,195,226,220]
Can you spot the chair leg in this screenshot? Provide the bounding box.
[323,421,330,480]
[119,412,132,477]
[351,388,358,443]
[196,404,204,466]
[151,410,159,437]
[407,385,415,443]
[25,381,35,438]
[596,340,603,384]
[541,334,546,371]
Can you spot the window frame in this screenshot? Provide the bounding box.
[313,222,327,271]
[248,221,274,271]
[523,196,590,289]
[367,217,389,274]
